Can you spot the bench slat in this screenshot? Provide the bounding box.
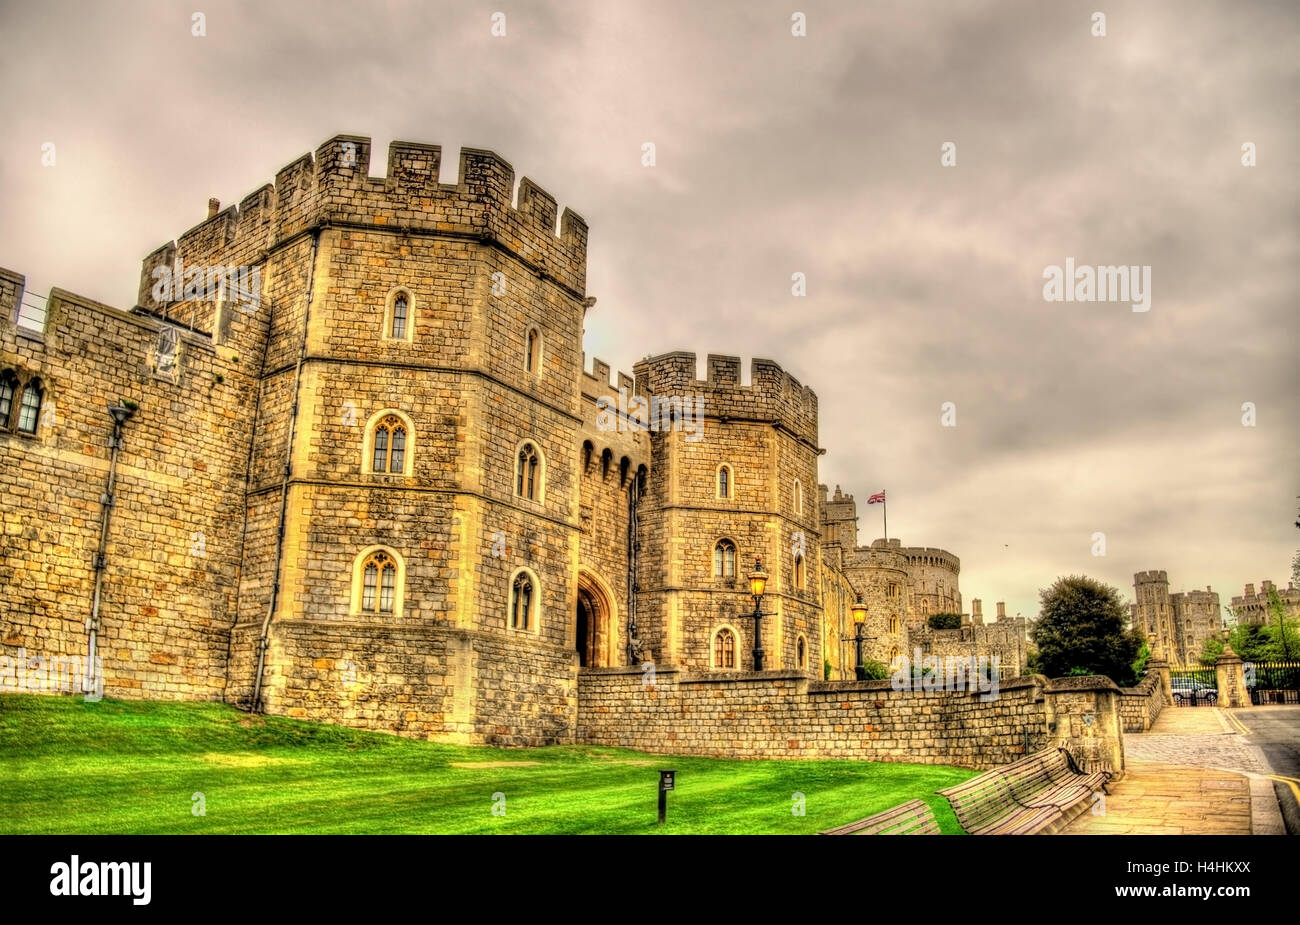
[938,748,1109,835]
[820,798,940,835]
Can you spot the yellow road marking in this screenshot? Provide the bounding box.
[1267,776,1300,805]
[1223,710,1251,734]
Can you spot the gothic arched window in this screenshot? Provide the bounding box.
[714,539,737,578]
[510,571,536,631]
[360,550,398,614]
[371,415,407,473]
[17,380,42,434]
[714,628,736,669]
[516,442,541,501]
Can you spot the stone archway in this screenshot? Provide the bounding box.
[576,570,615,668]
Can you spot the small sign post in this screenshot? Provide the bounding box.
[658,769,676,824]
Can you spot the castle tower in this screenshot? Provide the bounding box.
[134,135,592,744]
[1132,570,1174,661]
[840,538,910,666]
[631,353,821,673]
[820,484,858,550]
[901,545,962,628]
[1169,586,1220,665]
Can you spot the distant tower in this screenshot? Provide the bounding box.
[1132,571,1174,660]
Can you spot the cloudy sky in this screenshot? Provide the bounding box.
[2,0,1296,624]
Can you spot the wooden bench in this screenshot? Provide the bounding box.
[937,748,1111,835]
[820,798,940,835]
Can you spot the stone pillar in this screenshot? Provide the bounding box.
[1044,676,1125,780]
[1146,632,1173,706]
[1215,640,1251,709]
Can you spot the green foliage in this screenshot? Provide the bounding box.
[1031,574,1142,685]
[858,659,891,681]
[823,658,832,681]
[927,613,963,630]
[0,694,976,834]
[1025,648,1041,675]
[1203,606,1300,664]
[1131,640,1151,679]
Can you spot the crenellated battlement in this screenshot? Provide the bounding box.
[580,353,635,403]
[631,351,818,446]
[901,546,960,573]
[138,134,589,309]
[1134,570,1169,586]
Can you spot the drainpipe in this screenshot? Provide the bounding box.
[626,469,643,665]
[251,227,320,711]
[87,402,136,694]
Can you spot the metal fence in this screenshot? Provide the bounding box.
[1169,660,1300,706]
[1244,659,1300,705]
[1169,665,1218,706]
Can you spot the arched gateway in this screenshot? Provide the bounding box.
[576,570,616,668]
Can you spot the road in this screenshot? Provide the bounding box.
[1230,706,1300,835]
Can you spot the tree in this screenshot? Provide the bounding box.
[1031,575,1142,684]
[1198,598,1300,665]
[927,613,963,630]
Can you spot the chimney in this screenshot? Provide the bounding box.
[996,601,1006,620]
[1206,586,1212,593]
[971,599,983,625]
[207,198,220,219]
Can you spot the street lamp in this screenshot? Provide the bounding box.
[850,594,869,680]
[847,592,868,680]
[746,558,772,671]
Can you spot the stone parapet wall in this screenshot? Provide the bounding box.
[577,667,1051,768]
[1119,671,1164,733]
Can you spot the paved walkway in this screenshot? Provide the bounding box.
[1064,758,1252,834]
[1063,707,1282,835]
[1123,706,1270,774]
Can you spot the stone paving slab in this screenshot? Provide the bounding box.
[1063,759,1252,835]
[1123,708,1271,774]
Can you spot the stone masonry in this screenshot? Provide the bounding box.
[2,133,1046,752]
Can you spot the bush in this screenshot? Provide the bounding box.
[927,613,963,630]
[857,659,891,681]
[823,658,832,681]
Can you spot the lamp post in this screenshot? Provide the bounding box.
[849,594,869,680]
[746,558,772,671]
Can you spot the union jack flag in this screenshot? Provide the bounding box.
[867,491,886,504]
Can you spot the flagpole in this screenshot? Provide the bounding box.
[883,494,887,541]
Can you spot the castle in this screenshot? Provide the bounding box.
[1229,580,1300,628]
[1130,570,1223,665]
[1,134,1024,745]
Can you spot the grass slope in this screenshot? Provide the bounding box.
[0,694,974,834]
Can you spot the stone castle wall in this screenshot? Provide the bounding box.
[1119,671,1165,733]
[1,272,250,702]
[577,667,1051,767]
[582,665,1055,763]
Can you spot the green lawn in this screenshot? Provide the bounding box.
[0,694,974,834]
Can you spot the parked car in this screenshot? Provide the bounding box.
[1170,677,1217,703]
